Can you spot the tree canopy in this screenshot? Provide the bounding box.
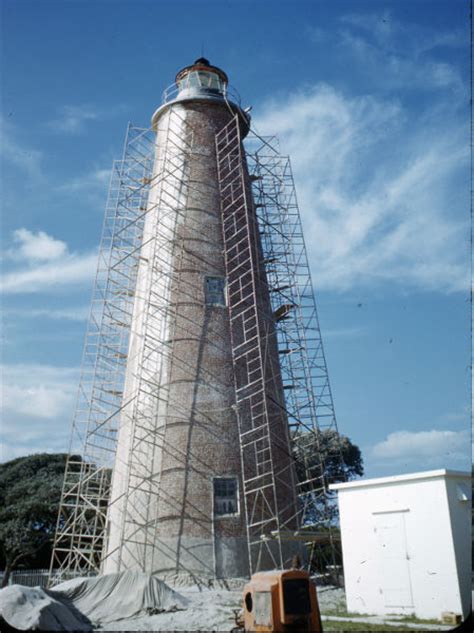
[293,427,363,485]
[291,429,363,571]
[293,428,364,527]
[0,453,68,586]
[300,427,363,481]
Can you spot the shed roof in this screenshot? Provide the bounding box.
[329,468,470,491]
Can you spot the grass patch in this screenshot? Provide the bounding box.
[322,609,371,617]
[321,610,444,626]
[391,615,443,624]
[322,620,434,631]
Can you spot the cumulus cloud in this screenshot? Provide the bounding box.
[1,364,78,418]
[1,228,97,294]
[275,14,469,295]
[1,252,97,294]
[252,83,469,294]
[370,429,470,469]
[0,364,79,461]
[10,228,67,261]
[2,383,73,420]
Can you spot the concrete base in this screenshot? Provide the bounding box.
[147,537,306,580]
[103,535,250,579]
[102,534,307,580]
[152,535,249,579]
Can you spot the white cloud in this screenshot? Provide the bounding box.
[338,11,466,93]
[2,384,73,420]
[1,228,97,294]
[0,364,79,462]
[57,167,111,194]
[341,10,467,56]
[287,13,469,295]
[339,31,463,93]
[1,364,78,418]
[4,306,89,321]
[0,364,78,455]
[371,429,470,466]
[47,103,128,135]
[11,228,67,261]
[341,10,394,44]
[0,118,43,178]
[253,83,469,294]
[49,104,100,133]
[1,252,97,294]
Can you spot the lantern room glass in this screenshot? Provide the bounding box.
[178,70,224,94]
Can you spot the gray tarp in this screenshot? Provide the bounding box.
[0,584,91,631]
[0,571,189,631]
[52,571,189,624]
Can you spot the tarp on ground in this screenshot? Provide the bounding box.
[51,571,189,625]
[0,571,189,630]
[0,584,91,631]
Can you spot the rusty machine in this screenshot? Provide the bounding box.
[242,569,322,632]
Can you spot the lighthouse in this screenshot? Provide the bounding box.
[102,59,298,578]
[51,58,342,585]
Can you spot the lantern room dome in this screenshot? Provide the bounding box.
[152,58,249,135]
[174,58,229,99]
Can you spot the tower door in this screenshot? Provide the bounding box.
[373,511,414,608]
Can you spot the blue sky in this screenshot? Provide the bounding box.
[0,0,470,479]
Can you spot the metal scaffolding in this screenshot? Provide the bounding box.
[50,112,345,582]
[51,121,160,579]
[247,133,345,516]
[102,109,197,573]
[217,116,345,574]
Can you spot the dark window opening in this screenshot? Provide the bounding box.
[205,276,226,306]
[214,477,238,515]
[244,592,253,612]
[283,579,311,615]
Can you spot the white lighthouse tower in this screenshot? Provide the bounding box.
[50,58,343,583]
[102,58,298,578]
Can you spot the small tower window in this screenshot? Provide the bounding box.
[214,477,238,516]
[205,276,227,306]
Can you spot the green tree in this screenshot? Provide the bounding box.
[0,453,67,587]
[293,428,364,485]
[292,429,363,573]
[293,428,364,526]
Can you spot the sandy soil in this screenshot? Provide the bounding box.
[96,586,242,631]
[95,584,346,631]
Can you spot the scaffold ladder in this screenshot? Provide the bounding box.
[216,116,296,573]
[217,115,347,574]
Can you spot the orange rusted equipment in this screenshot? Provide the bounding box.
[242,569,322,632]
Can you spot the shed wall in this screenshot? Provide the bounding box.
[337,474,469,620]
[444,476,471,617]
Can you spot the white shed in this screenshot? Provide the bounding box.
[329,469,471,621]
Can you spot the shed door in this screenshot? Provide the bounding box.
[373,511,414,608]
